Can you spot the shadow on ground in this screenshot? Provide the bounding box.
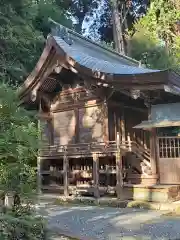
[38,202,180,240]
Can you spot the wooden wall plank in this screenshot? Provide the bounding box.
[79,105,104,143]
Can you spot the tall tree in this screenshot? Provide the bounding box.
[89,0,179,71]
[111,0,125,54]
[0,0,73,86]
[55,0,100,33]
[0,83,37,201]
[0,83,48,239]
[34,0,73,37]
[130,0,180,70]
[89,0,150,54]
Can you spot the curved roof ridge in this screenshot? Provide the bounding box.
[48,18,140,66]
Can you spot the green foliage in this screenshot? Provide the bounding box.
[55,0,99,32]
[0,206,48,240]
[0,0,73,86]
[130,26,172,69]
[0,83,38,197]
[0,83,41,237]
[0,3,44,86]
[89,0,150,43]
[129,0,180,70]
[34,0,73,37]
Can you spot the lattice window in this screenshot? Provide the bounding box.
[158,137,180,158]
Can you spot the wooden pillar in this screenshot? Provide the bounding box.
[103,102,109,143]
[37,156,42,196]
[116,132,123,199]
[150,128,157,175]
[93,153,100,198]
[63,150,69,197]
[120,111,126,144]
[148,106,157,177]
[156,134,160,183]
[37,117,42,199]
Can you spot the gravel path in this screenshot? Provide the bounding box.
[40,202,180,240]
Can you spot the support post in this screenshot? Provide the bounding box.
[37,117,42,204]
[63,149,69,197]
[120,112,126,144]
[148,105,157,177]
[148,103,158,183]
[150,128,157,176]
[156,135,160,183]
[37,156,42,195]
[93,153,100,198]
[116,132,123,199]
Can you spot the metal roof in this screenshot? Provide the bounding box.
[51,20,162,76]
[133,120,180,129]
[19,20,180,105]
[54,36,161,75]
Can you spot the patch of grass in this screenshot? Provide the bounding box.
[127,201,152,209]
[50,233,79,240]
[54,198,96,207]
[54,197,128,208]
[163,205,180,217]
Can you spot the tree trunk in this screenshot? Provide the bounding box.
[123,4,131,56]
[111,0,125,54]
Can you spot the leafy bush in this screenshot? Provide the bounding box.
[0,83,38,202]
[0,208,48,239]
[0,83,45,238]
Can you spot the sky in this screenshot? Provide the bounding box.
[82,0,105,40]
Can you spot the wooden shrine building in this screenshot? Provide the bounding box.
[19,20,180,201]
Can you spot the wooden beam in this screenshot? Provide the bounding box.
[63,150,69,196]
[113,84,164,91]
[116,132,123,199]
[93,153,100,198]
[120,110,126,144]
[124,105,147,113]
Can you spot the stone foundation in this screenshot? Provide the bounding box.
[123,184,180,202]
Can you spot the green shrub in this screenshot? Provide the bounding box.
[0,205,49,240]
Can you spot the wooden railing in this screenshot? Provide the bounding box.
[39,140,151,163]
[158,136,180,158]
[40,141,120,157]
[131,141,150,162]
[40,140,153,191]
